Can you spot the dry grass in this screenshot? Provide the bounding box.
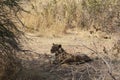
[15,43,120,80]
[18,0,120,36]
[17,0,77,34]
[14,32,120,80]
[8,0,120,80]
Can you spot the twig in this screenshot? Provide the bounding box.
[81,42,116,80]
[71,67,76,80]
[86,64,90,79]
[92,42,116,80]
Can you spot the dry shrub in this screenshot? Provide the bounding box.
[19,0,82,35]
[0,0,24,80]
[81,0,120,33]
[0,25,22,80]
[19,0,120,35]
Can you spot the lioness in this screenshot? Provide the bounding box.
[51,43,92,64]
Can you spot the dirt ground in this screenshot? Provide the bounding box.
[16,31,120,80]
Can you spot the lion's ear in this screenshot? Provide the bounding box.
[59,44,62,48]
[53,43,55,45]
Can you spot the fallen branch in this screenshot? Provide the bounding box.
[81,42,116,80]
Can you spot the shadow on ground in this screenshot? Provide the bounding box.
[15,51,120,80]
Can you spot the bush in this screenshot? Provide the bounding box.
[21,0,120,34]
[0,0,24,80]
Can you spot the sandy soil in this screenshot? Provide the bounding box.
[16,31,120,80]
[21,31,118,58]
